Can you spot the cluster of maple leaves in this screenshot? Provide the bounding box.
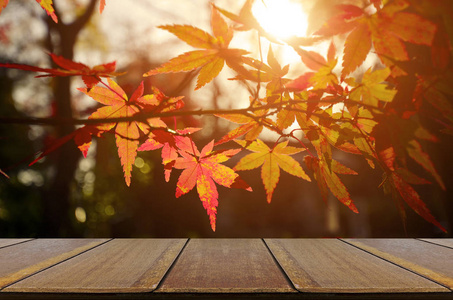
[1,0,452,232]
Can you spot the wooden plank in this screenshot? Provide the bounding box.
[4,239,186,293]
[419,239,453,249]
[0,239,32,249]
[265,239,449,293]
[0,239,107,289]
[344,238,453,290]
[156,239,295,293]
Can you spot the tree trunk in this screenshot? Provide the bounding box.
[40,0,97,237]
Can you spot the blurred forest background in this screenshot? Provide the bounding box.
[0,0,452,238]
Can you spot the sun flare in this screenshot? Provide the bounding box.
[252,0,309,40]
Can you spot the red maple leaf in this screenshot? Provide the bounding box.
[29,125,100,166]
[138,128,201,182]
[0,53,122,89]
[173,138,251,231]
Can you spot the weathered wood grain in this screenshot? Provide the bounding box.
[4,239,186,293]
[156,239,295,293]
[343,238,453,290]
[0,239,32,249]
[265,239,449,293]
[419,239,453,249]
[0,239,107,289]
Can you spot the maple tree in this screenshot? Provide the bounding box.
[0,0,452,234]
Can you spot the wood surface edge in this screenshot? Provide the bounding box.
[341,239,453,292]
[0,239,110,291]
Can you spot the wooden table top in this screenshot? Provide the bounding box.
[0,238,452,299]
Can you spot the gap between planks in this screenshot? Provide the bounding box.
[261,238,298,292]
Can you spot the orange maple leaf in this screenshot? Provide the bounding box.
[305,131,359,213]
[173,138,251,231]
[213,0,280,43]
[0,0,8,14]
[305,156,359,213]
[234,139,310,203]
[341,22,371,79]
[349,67,397,107]
[0,0,57,22]
[79,79,168,186]
[36,0,58,23]
[144,6,248,89]
[99,0,106,13]
[231,45,291,97]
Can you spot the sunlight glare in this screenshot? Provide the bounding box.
[252,0,308,40]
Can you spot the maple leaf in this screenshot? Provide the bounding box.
[36,0,57,23]
[73,125,101,158]
[0,53,122,89]
[406,140,445,190]
[173,139,251,231]
[314,4,363,37]
[317,1,437,77]
[304,130,360,213]
[215,97,275,145]
[285,72,315,91]
[305,156,359,213]
[341,21,371,78]
[234,139,310,203]
[310,58,338,90]
[144,6,248,90]
[0,0,8,14]
[420,79,453,126]
[79,79,169,186]
[232,46,290,96]
[289,42,338,91]
[378,143,446,233]
[276,106,297,130]
[349,67,397,107]
[262,46,291,96]
[368,5,436,75]
[138,128,201,182]
[385,172,446,233]
[0,0,58,22]
[213,0,280,43]
[99,0,106,13]
[214,114,262,145]
[29,125,100,166]
[297,49,327,71]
